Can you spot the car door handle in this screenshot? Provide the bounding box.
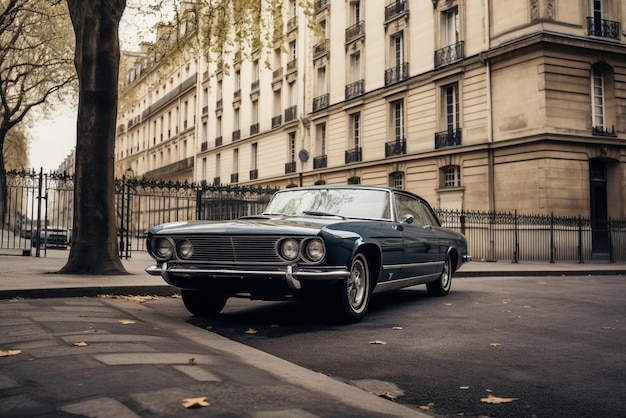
[393,225,404,231]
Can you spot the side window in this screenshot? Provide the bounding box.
[394,193,439,226]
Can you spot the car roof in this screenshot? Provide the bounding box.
[278,185,427,201]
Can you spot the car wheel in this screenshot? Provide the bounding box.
[180,289,228,316]
[333,252,371,323]
[427,254,452,297]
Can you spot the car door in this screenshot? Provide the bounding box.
[393,192,442,279]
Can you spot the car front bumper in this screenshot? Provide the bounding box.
[146,262,351,291]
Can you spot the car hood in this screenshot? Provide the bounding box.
[149,215,350,236]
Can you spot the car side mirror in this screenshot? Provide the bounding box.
[401,214,414,224]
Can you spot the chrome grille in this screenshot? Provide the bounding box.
[180,236,283,263]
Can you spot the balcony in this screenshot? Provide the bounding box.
[216,98,223,110]
[213,176,221,185]
[284,105,297,123]
[345,21,364,43]
[202,105,209,115]
[287,16,298,32]
[313,155,327,169]
[250,123,260,136]
[313,40,328,59]
[272,67,283,81]
[201,141,208,152]
[314,0,328,14]
[232,129,241,142]
[271,115,282,129]
[345,79,364,100]
[434,41,465,68]
[384,62,409,86]
[233,89,241,101]
[215,136,222,147]
[592,125,617,137]
[385,0,408,23]
[313,93,329,112]
[249,169,259,180]
[385,138,406,157]
[251,79,260,93]
[285,161,296,174]
[230,173,239,183]
[435,128,462,149]
[286,58,297,73]
[587,17,620,40]
[345,147,362,164]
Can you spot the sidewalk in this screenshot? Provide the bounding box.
[1,250,624,418]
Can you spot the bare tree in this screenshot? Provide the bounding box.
[0,0,76,226]
[3,127,28,170]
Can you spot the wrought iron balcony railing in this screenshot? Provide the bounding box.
[384,62,409,86]
[592,125,617,137]
[435,128,462,149]
[345,21,364,43]
[272,67,283,81]
[216,98,223,110]
[202,105,208,115]
[213,176,220,185]
[385,138,407,157]
[251,79,260,92]
[313,93,329,112]
[385,0,407,23]
[271,115,282,129]
[215,136,222,147]
[230,173,239,183]
[232,129,241,142]
[249,169,259,180]
[286,59,297,73]
[287,16,298,32]
[284,105,297,123]
[285,161,296,174]
[201,141,208,152]
[314,0,328,14]
[345,147,362,164]
[313,40,328,59]
[313,155,327,169]
[587,17,620,40]
[345,79,364,100]
[434,41,464,68]
[250,123,260,136]
[233,89,241,101]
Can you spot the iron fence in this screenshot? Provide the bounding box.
[435,209,626,263]
[2,169,625,263]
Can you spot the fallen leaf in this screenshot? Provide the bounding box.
[419,402,435,410]
[181,397,210,408]
[0,349,22,357]
[245,328,257,334]
[490,343,501,347]
[374,391,397,401]
[73,342,88,347]
[368,340,387,345]
[118,319,136,325]
[188,357,196,365]
[392,326,403,330]
[480,394,518,404]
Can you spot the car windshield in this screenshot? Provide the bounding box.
[264,188,391,220]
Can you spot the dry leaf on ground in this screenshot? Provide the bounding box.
[181,397,210,408]
[73,342,88,347]
[118,319,136,325]
[245,328,257,334]
[480,394,518,404]
[419,402,435,411]
[368,340,387,345]
[0,349,22,357]
[375,391,397,401]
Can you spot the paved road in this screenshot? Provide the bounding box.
[143,275,626,418]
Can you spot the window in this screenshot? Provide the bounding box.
[251,143,258,170]
[591,66,605,130]
[442,165,461,188]
[443,7,459,46]
[233,148,239,175]
[316,123,327,155]
[348,176,361,184]
[316,66,327,95]
[288,132,296,162]
[443,82,460,131]
[390,172,404,189]
[391,32,404,68]
[391,99,404,141]
[350,112,361,148]
[350,52,361,82]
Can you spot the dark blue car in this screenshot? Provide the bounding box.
[146,185,470,322]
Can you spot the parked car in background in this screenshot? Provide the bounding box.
[32,228,69,249]
[146,185,470,322]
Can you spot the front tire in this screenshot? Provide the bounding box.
[333,253,371,323]
[427,254,452,297]
[181,290,228,316]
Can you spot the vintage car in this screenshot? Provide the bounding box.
[146,185,470,322]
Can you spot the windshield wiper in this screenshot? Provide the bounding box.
[302,210,346,219]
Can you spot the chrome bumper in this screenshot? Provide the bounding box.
[145,262,351,290]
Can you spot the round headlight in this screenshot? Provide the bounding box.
[153,238,175,260]
[303,238,325,263]
[280,238,300,261]
[177,240,194,259]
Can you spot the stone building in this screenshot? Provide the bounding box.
[115,0,626,254]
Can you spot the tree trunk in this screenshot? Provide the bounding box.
[60,0,127,274]
[0,132,7,227]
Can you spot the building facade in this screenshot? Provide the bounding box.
[115,0,626,253]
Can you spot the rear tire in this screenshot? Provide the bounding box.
[333,253,371,323]
[181,289,228,316]
[427,254,452,297]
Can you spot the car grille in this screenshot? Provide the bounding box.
[181,236,283,264]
